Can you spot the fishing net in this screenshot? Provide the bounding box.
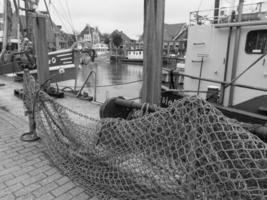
[23,71,267,200]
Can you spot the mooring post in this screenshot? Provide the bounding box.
[21,69,40,142]
[74,50,80,91]
[142,0,165,105]
[32,13,49,86]
[20,13,49,142]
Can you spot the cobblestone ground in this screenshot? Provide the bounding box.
[0,109,92,200]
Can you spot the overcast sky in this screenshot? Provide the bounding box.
[1,0,258,39]
[35,0,217,39]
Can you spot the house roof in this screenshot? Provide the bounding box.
[79,24,101,38]
[173,24,188,41]
[163,23,186,41]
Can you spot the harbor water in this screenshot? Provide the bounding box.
[58,56,144,103]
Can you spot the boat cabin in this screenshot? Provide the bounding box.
[184,1,267,117]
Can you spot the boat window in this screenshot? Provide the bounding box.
[245,30,267,54]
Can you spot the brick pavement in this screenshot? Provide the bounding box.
[0,108,92,200]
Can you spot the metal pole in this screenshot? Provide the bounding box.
[220,11,235,105]
[197,57,204,95]
[214,0,220,24]
[228,0,244,107]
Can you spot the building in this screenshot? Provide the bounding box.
[1,13,75,51]
[173,25,187,57]
[54,25,75,50]
[137,23,188,56]
[77,24,101,49]
[163,23,187,56]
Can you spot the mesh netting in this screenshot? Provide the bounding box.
[23,72,267,200]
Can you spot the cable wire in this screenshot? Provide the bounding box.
[57,0,75,34]
[49,2,72,33]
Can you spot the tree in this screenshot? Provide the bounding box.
[102,33,110,45]
[112,33,123,48]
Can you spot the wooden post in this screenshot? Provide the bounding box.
[74,50,80,91]
[32,14,49,85]
[141,0,165,105]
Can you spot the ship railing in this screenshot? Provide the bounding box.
[61,70,143,104]
[76,70,97,101]
[189,2,267,26]
[172,71,267,105]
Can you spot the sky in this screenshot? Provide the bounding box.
[1,0,259,39]
[35,0,215,39]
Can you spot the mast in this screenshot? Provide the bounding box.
[0,0,9,63]
[141,0,165,105]
[213,0,220,24]
[24,0,34,41]
[228,0,244,106]
[13,0,23,51]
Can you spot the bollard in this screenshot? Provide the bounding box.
[20,69,40,142]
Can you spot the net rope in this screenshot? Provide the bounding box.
[23,72,267,200]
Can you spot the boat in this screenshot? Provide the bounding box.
[92,43,109,56]
[164,0,267,125]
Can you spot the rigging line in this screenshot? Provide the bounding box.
[59,0,74,29]
[50,3,72,33]
[53,1,75,34]
[197,0,204,11]
[65,0,75,31]
[57,0,75,33]
[43,0,54,30]
[51,2,75,34]
[50,2,73,32]
[49,1,71,32]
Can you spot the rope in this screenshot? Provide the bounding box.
[96,80,143,88]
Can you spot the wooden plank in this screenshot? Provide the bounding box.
[141,0,165,105]
[32,14,49,85]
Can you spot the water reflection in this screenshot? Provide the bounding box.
[61,59,144,103]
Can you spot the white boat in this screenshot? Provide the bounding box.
[126,49,143,60]
[168,1,267,124]
[92,43,109,56]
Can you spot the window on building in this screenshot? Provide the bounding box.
[245,30,267,54]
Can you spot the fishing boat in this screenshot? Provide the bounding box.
[0,0,81,85]
[164,0,267,126]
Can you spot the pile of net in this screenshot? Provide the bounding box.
[23,72,267,200]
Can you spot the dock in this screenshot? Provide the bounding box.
[0,75,100,200]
